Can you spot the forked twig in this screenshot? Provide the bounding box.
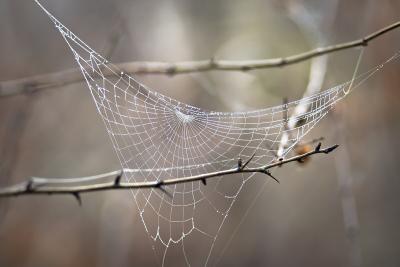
[0,143,338,205]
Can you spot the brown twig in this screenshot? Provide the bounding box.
[0,21,399,97]
[0,143,338,204]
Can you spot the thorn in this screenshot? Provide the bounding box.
[242,152,256,170]
[72,192,82,206]
[278,157,284,167]
[297,158,306,163]
[315,142,322,152]
[158,186,173,198]
[324,144,339,154]
[237,158,243,170]
[264,170,280,184]
[209,57,216,67]
[201,178,207,186]
[156,181,172,198]
[114,170,123,186]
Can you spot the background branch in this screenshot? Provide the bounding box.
[0,21,398,98]
[277,0,337,156]
[0,143,338,204]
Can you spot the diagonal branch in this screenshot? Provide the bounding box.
[0,143,338,204]
[0,21,399,97]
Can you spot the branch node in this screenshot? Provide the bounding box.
[25,83,40,95]
[209,57,217,67]
[166,65,177,76]
[26,179,34,192]
[241,65,251,71]
[278,157,284,167]
[361,38,369,46]
[237,157,243,170]
[114,170,123,186]
[279,58,287,67]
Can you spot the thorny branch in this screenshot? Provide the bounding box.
[0,21,399,97]
[0,143,338,205]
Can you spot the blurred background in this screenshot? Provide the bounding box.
[0,0,399,266]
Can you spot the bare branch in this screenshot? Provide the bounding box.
[0,143,338,202]
[0,21,398,97]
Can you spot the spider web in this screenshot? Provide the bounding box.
[35,1,399,266]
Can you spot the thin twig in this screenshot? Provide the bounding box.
[0,21,399,97]
[0,143,338,204]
